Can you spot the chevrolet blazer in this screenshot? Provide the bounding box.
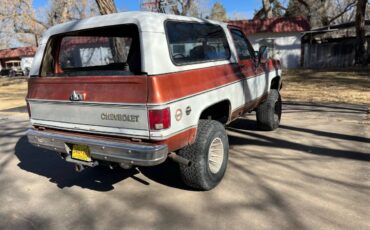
[27,11,282,190]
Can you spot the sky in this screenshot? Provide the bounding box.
[32,0,263,19]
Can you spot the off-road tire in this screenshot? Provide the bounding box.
[256,89,282,131]
[178,120,229,191]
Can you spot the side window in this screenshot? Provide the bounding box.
[166,21,231,65]
[231,29,253,60]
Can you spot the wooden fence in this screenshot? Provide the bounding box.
[303,38,370,68]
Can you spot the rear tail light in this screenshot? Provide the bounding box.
[149,108,171,130]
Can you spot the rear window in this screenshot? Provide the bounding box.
[59,36,132,69]
[165,21,231,65]
[40,24,141,77]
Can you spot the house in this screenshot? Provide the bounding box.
[0,46,37,75]
[228,17,310,69]
[301,21,370,68]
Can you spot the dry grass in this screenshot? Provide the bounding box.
[0,70,369,116]
[0,77,28,115]
[281,69,370,105]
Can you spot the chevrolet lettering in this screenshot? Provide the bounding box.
[101,113,139,122]
[26,12,282,191]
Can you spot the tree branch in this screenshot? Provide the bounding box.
[328,1,356,24]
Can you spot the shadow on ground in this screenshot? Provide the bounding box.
[14,136,188,191]
[0,106,27,113]
[10,102,370,192]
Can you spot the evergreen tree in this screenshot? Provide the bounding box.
[210,2,227,22]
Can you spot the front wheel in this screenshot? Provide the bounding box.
[256,89,282,131]
[178,120,229,191]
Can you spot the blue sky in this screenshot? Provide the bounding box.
[32,0,262,19]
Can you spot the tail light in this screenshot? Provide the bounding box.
[149,108,171,130]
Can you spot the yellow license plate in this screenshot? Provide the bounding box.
[71,144,91,162]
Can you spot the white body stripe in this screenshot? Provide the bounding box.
[149,70,280,140]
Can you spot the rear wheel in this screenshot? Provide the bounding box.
[8,70,16,78]
[178,120,229,191]
[256,89,282,131]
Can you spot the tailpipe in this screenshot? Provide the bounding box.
[168,152,192,167]
[75,164,85,172]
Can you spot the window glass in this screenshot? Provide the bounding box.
[59,37,132,70]
[41,24,141,77]
[166,21,231,65]
[231,29,252,60]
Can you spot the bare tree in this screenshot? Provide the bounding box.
[172,0,194,15]
[0,0,97,47]
[254,0,285,19]
[285,0,358,27]
[95,0,117,14]
[94,0,127,63]
[188,0,210,18]
[355,0,368,66]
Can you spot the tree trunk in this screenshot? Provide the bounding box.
[95,0,127,63]
[172,0,194,15]
[355,0,368,66]
[95,0,117,14]
[263,0,273,18]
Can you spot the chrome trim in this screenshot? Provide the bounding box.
[26,98,147,107]
[30,119,150,138]
[27,129,168,166]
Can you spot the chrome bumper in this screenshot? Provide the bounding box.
[27,129,168,166]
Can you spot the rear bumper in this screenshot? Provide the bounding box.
[27,129,168,166]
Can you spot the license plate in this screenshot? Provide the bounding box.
[71,144,91,162]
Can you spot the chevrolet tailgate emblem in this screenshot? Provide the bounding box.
[70,91,84,101]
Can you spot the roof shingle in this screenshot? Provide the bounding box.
[0,47,37,59]
[228,17,310,34]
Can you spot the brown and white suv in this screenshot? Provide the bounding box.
[27,12,282,190]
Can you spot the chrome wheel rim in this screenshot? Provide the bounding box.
[208,137,224,174]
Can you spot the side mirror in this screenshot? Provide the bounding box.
[258,46,268,64]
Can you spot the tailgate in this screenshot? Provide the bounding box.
[27,76,150,138]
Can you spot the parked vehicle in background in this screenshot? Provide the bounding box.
[26,12,283,190]
[2,60,24,77]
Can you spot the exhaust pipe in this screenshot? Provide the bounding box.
[168,152,192,167]
[75,164,85,172]
[119,162,133,170]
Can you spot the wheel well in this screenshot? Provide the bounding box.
[199,100,230,125]
[270,76,281,90]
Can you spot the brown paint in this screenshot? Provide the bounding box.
[153,128,197,152]
[230,93,268,122]
[147,61,271,104]
[27,76,148,104]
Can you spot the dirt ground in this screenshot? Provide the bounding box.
[0,71,369,229]
[281,69,370,105]
[0,77,28,115]
[0,103,369,230]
